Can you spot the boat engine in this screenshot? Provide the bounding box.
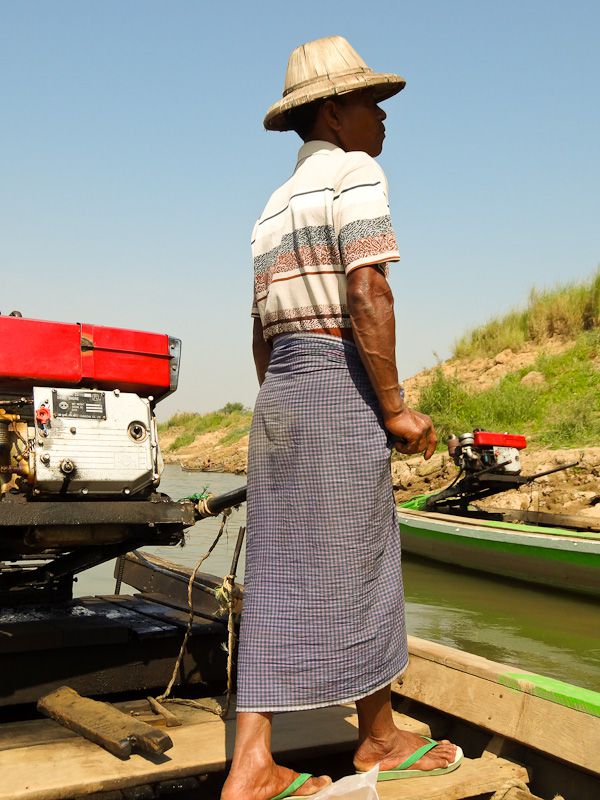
[424,429,577,514]
[0,314,195,604]
[447,430,527,476]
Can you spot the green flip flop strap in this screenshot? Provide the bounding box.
[393,736,439,771]
[269,773,313,800]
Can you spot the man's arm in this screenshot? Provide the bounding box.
[346,266,437,459]
[252,317,272,385]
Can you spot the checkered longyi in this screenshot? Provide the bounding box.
[236,333,407,712]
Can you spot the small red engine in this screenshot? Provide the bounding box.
[447,429,527,475]
[427,429,575,514]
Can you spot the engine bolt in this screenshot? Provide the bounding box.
[60,459,75,475]
[40,453,50,465]
[70,427,77,434]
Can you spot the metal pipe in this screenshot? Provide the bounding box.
[195,485,247,519]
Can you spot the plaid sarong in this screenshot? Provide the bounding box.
[237,334,407,712]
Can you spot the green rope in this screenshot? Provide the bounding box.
[178,485,210,503]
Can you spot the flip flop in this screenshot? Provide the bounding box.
[269,772,321,800]
[359,736,464,781]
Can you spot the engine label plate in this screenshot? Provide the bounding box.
[52,390,106,420]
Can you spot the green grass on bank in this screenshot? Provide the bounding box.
[418,332,600,449]
[158,402,252,451]
[454,270,600,359]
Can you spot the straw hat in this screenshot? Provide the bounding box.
[264,35,406,132]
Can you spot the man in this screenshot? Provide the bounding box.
[222,36,461,800]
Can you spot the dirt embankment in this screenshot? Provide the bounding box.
[401,337,572,401]
[160,428,249,475]
[160,336,599,517]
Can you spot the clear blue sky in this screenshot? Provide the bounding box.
[2,1,598,419]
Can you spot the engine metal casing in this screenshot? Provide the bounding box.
[489,445,522,474]
[33,387,160,496]
[0,316,180,399]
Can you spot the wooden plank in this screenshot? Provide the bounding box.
[0,619,65,654]
[405,636,600,717]
[377,756,529,800]
[394,643,600,774]
[85,597,180,638]
[104,595,225,635]
[37,687,173,759]
[401,507,598,540]
[486,506,600,534]
[406,636,538,686]
[119,551,226,620]
[136,591,226,624]
[0,699,211,752]
[0,705,426,799]
[0,606,129,654]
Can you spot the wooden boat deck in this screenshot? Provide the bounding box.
[2,549,598,800]
[2,635,598,798]
[0,698,528,800]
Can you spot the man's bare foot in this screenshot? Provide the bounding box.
[354,727,458,773]
[221,759,331,800]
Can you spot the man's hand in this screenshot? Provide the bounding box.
[385,407,437,460]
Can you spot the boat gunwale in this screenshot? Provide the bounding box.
[398,507,600,552]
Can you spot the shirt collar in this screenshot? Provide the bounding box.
[295,139,341,169]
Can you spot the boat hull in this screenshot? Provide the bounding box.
[398,508,600,597]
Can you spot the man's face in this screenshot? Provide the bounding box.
[333,90,387,157]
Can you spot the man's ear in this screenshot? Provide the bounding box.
[321,98,343,132]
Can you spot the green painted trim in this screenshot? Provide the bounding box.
[499,672,600,718]
[484,518,600,542]
[397,500,600,541]
[398,520,600,568]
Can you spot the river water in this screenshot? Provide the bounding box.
[76,465,600,692]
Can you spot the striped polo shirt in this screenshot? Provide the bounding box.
[251,139,400,340]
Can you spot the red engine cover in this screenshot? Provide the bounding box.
[0,316,179,400]
[473,431,527,449]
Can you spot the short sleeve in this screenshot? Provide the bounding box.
[251,288,260,319]
[333,155,400,275]
[250,221,261,318]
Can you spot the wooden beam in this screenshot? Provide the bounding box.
[37,687,173,760]
[377,756,529,800]
[394,638,600,774]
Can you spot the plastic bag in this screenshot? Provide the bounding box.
[310,764,379,799]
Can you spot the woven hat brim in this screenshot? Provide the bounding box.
[264,71,406,132]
